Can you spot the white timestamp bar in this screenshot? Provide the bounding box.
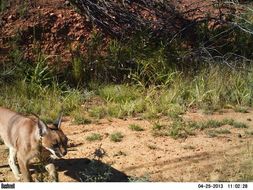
[3,182,252,190]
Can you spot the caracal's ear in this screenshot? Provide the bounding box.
[38,119,48,136]
[31,113,48,136]
[53,112,63,129]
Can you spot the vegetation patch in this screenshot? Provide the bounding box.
[168,121,196,139]
[189,119,248,130]
[128,175,150,182]
[73,116,92,125]
[151,123,168,137]
[234,106,249,113]
[151,118,247,139]
[86,133,102,142]
[205,129,231,138]
[71,110,92,125]
[88,106,107,119]
[231,121,248,129]
[78,160,113,182]
[110,132,124,142]
[152,123,165,131]
[129,124,144,131]
[99,85,141,103]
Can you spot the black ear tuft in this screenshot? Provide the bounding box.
[53,112,63,129]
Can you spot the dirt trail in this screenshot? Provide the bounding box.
[0,110,252,182]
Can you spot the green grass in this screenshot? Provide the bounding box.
[201,120,224,128]
[0,0,10,12]
[110,132,124,142]
[73,116,92,125]
[86,133,102,142]
[0,81,85,122]
[151,120,196,139]
[99,85,141,103]
[71,108,92,125]
[188,120,223,130]
[78,160,113,182]
[216,129,231,134]
[206,129,231,138]
[221,119,248,128]
[232,121,248,128]
[129,124,144,131]
[3,65,253,122]
[2,40,253,124]
[2,6,253,122]
[234,106,249,113]
[151,118,247,139]
[152,123,164,131]
[151,123,168,137]
[168,120,195,139]
[189,119,248,130]
[83,65,253,120]
[88,106,107,119]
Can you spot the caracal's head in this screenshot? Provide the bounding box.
[37,113,68,158]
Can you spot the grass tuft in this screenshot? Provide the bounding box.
[205,129,231,138]
[232,121,248,128]
[71,109,92,125]
[189,119,248,130]
[168,121,195,139]
[88,106,106,119]
[110,132,124,142]
[234,106,249,113]
[86,133,102,142]
[129,124,144,131]
[152,123,164,131]
[78,160,113,182]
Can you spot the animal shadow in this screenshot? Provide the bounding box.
[54,158,129,182]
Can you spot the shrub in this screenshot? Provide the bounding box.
[110,132,124,142]
[86,133,102,142]
[129,124,144,131]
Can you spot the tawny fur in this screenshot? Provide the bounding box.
[0,107,68,182]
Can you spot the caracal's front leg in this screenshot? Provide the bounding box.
[17,152,32,182]
[45,163,58,182]
[8,148,21,181]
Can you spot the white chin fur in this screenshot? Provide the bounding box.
[45,147,60,159]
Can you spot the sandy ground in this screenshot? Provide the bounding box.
[0,109,252,182]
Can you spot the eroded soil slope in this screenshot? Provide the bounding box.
[0,0,94,64]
